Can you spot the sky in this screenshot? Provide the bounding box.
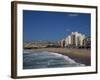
[23,10,91,41]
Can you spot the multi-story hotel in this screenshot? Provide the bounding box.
[59,32,90,48]
[65,35,71,47]
[70,32,85,47]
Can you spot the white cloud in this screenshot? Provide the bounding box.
[68,14,79,17]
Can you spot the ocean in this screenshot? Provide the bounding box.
[23,50,85,69]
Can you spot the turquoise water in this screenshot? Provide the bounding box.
[23,50,85,69]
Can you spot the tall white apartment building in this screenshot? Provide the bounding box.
[60,39,65,47]
[65,35,71,47]
[65,32,85,47]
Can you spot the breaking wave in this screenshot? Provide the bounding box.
[23,50,85,69]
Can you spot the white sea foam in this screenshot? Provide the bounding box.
[40,51,85,66]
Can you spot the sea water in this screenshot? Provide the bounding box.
[23,50,85,69]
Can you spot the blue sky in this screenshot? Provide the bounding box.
[23,10,91,41]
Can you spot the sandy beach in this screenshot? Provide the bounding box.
[25,48,91,66]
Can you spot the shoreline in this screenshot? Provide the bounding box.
[24,48,91,66]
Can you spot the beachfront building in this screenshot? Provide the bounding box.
[65,32,86,47]
[65,35,71,47]
[72,32,85,47]
[60,39,65,47]
[83,36,91,48]
[59,32,89,48]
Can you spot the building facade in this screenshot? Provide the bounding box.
[59,32,90,48]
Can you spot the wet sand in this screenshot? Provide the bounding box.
[26,48,91,66]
